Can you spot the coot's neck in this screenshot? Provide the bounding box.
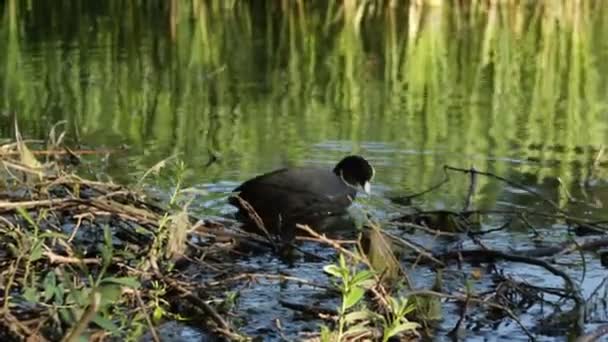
[333,168,358,189]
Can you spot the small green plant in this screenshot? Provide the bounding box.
[322,254,375,341]
[146,160,189,268]
[11,218,142,341]
[322,254,419,341]
[376,296,419,342]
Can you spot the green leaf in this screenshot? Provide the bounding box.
[366,310,385,322]
[339,254,347,268]
[22,286,39,303]
[17,138,43,170]
[92,314,119,333]
[351,270,374,286]
[358,278,377,289]
[344,287,365,309]
[30,241,43,261]
[99,285,122,306]
[77,335,90,342]
[39,231,68,240]
[99,277,140,289]
[59,308,73,324]
[399,302,415,317]
[323,265,342,279]
[54,283,65,305]
[384,321,419,341]
[343,310,371,323]
[16,207,37,230]
[153,306,165,322]
[320,325,333,342]
[344,322,370,336]
[388,296,400,313]
[70,288,91,306]
[100,226,113,268]
[43,271,57,301]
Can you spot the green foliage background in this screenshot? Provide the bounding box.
[1,0,607,206]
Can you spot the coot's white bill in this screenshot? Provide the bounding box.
[363,181,371,194]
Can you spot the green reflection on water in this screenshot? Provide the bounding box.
[1,0,607,209]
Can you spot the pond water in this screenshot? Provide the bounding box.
[2,1,608,341]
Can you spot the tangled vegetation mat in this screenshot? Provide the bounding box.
[1,130,608,341]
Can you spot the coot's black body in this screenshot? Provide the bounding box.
[229,156,374,240]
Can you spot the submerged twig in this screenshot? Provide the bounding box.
[462,166,478,212]
[444,165,563,212]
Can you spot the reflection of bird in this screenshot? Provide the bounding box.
[229,155,375,241]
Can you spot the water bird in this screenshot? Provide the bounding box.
[229,155,374,241]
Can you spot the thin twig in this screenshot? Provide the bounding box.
[61,291,101,342]
[444,165,563,212]
[134,291,160,342]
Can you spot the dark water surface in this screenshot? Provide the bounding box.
[2,1,608,340]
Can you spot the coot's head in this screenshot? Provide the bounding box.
[333,155,375,194]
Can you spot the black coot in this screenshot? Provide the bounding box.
[229,155,374,241]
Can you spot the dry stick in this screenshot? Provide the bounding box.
[1,160,45,178]
[0,312,36,340]
[134,291,160,342]
[89,198,161,223]
[21,317,51,340]
[0,198,74,211]
[44,250,123,265]
[0,215,16,228]
[380,230,445,267]
[63,175,121,190]
[68,213,92,242]
[444,165,563,213]
[297,225,360,261]
[44,250,101,265]
[0,149,117,156]
[2,258,22,313]
[388,221,459,237]
[274,318,290,341]
[0,139,45,150]
[232,195,278,250]
[193,225,275,250]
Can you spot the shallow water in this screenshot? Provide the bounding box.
[2,0,608,340]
